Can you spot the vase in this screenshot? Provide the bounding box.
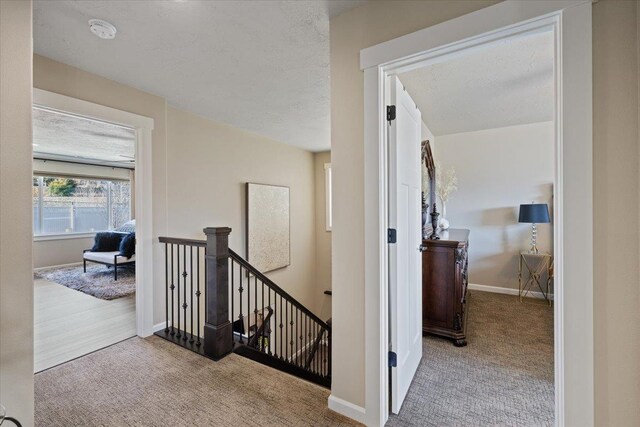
[439,200,450,230]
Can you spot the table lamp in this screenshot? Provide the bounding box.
[519,203,550,254]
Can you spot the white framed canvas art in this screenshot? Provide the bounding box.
[246,183,290,273]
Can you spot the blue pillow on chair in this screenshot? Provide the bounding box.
[91,232,125,252]
[119,232,136,259]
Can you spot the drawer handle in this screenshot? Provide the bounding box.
[419,245,427,252]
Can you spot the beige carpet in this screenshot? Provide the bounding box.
[388,290,554,427]
[35,291,552,426]
[35,336,358,427]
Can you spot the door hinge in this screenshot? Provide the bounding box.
[388,228,397,244]
[388,351,397,368]
[387,105,396,122]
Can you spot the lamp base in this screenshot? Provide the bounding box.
[529,223,538,254]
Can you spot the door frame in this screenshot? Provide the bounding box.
[361,1,593,426]
[33,88,155,337]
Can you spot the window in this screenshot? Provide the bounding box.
[33,175,131,236]
[324,163,332,231]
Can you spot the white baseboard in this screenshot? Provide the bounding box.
[34,261,83,271]
[152,322,171,333]
[328,395,366,424]
[289,338,330,363]
[468,283,554,300]
[289,341,313,363]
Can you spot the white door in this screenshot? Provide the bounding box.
[388,76,423,414]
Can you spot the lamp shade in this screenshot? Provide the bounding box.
[518,203,550,224]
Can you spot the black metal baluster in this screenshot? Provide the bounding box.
[170,244,175,336]
[320,325,324,376]
[299,310,303,366]
[314,325,318,374]
[294,307,302,365]
[164,243,169,333]
[285,300,289,361]
[279,295,283,359]
[247,267,250,345]
[320,328,327,375]
[289,303,294,362]
[305,314,309,366]
[176,245,181,338]
[261,279,265,352]
[231,258,235,347]
[294,308,298,365]
[319,325,323,375]
[182,245,188,341]
[318,327,322,375]
[238,264,244,344]
[323,327,328,377]
[254,276,258,349]
[189,246,194,344]
[196,246,201,346]
[267,287,271,355]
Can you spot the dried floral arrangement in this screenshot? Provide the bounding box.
[422,161,458,204]
[436,163,458,204]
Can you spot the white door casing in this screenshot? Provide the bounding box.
[33,88,155,338]
[388,76,423,414]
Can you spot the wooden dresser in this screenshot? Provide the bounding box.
[421,229,470,347]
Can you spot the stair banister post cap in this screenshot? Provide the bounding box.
[203,227,232,235]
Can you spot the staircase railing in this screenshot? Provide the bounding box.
[228,248,331,386]
[157,236,206,354]
[156,227,331,387]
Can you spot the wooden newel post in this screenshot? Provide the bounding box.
[203,227,233,359]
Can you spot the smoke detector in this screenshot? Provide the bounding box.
[88,19,117,40]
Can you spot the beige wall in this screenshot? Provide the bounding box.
[0,0,35,425]
[33,237,93,269]
[165,106,319,312]
[593,1,640,425]
[434,122,555,291]
[330,0,640,422]
[330,0,498,408]
[314,151,332,319]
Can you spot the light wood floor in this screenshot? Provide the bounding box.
[34,278,136,372]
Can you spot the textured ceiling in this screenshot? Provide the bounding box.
[398,30,554,136]
[33,0,367,152]
[33,108,135,165]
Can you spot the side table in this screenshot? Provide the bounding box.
[518,252,553,305]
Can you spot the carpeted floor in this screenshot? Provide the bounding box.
[35,336,358,427]
[387,290,554,427]
[35,290,552,426]
[34,263,135,300]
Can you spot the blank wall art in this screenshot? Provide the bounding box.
[246,183,290,273]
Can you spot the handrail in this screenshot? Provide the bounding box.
[229,248,330,329]
[159,236,206,247]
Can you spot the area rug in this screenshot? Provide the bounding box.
[34,264,135,300]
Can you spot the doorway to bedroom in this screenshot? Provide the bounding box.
[32,105,138,372]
